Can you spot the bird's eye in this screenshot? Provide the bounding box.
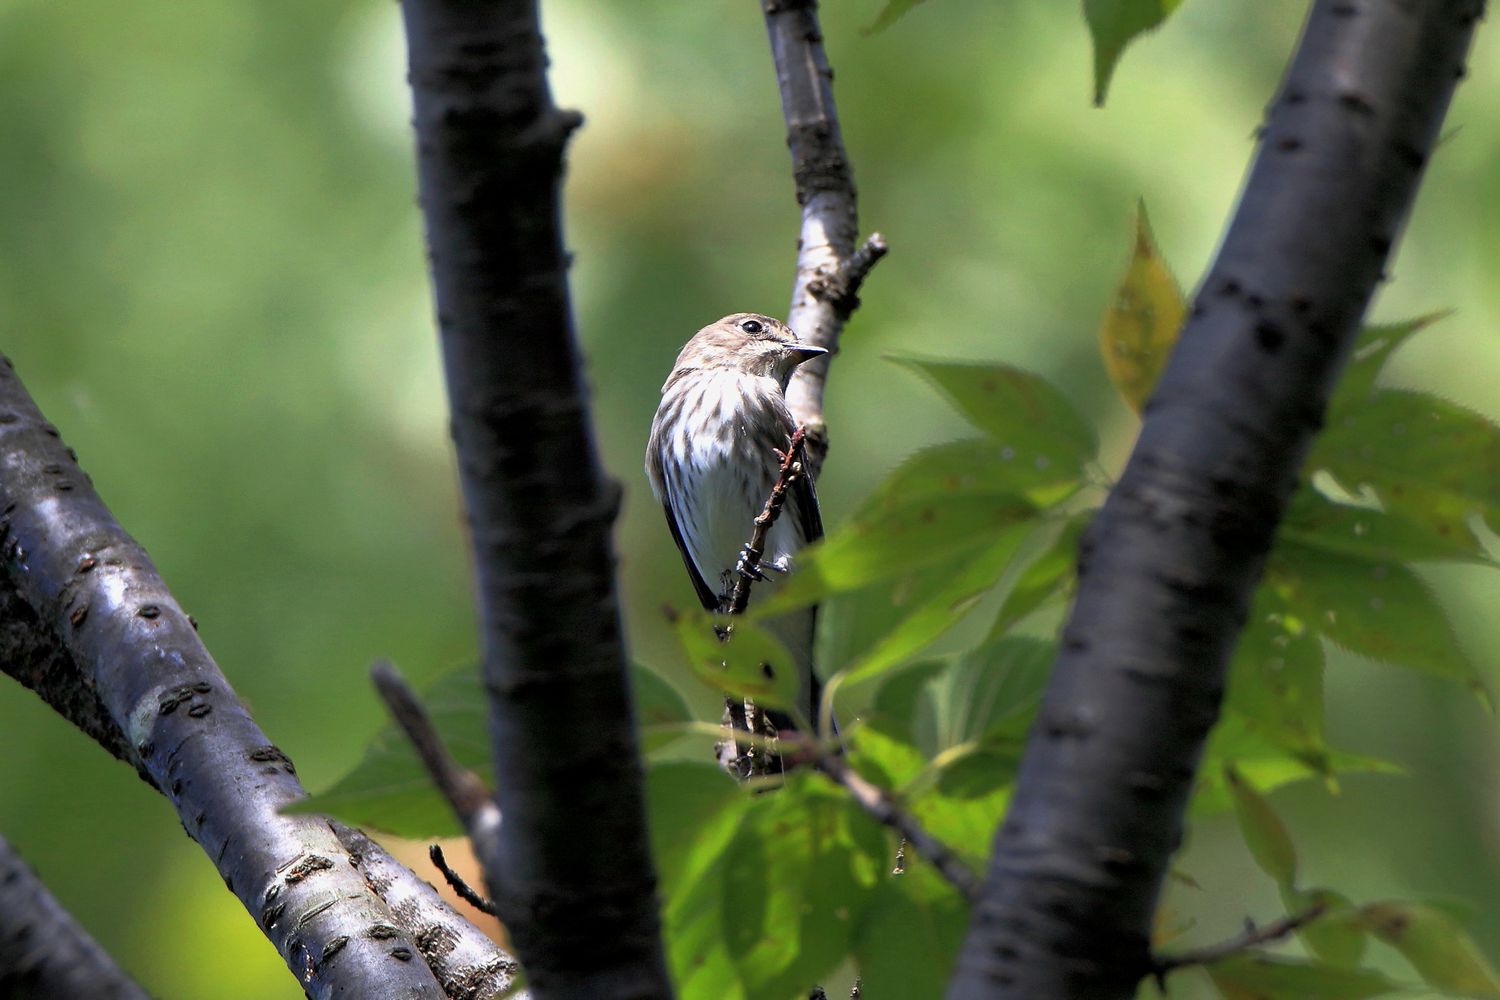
[739,318,764,335]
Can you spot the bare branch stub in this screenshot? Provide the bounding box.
[370,660,493,826]
[429,844,499,918]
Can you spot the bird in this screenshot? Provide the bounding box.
[645,312,827,733]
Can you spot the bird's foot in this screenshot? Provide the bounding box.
[736,545,767,582]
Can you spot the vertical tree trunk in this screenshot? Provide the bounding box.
[399,1,674,997]
[946,2,1486,997]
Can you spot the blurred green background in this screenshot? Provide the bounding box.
[1,1,1497,995]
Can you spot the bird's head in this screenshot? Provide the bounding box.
[673,313,828,387]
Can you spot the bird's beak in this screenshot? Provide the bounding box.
[789,344,829,363]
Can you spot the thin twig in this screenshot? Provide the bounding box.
[811,741,981,902]
[718,427,810,777]
[370,659,495,827]
[429,844,499,917]
[723,426,809,616]
[1152,902,1328,980]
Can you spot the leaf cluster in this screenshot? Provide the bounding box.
[301,215,1500,1000]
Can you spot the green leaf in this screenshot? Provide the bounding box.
[1097,200,1185,413]
[848,717,933,792]
[887,357,1097,472]
[1195,714,1400,817]
[720,776,884,999]
[1268,540,1487,695]
[851,640,1054,865]
[650,762,752,1000]
[633,663,697,752]
[853,866,967,996]
[1225,601,1326,763]
[916,637,1054,757]
[758,432,1085,618]
[908,781,1013,870]
[1327,313,1449,417]
[858,438,1085,511]
[835,523,1030,690]
[648,761,747,901]
[753,492,1037,616]
[1280,484,1491,566]
[1204,955,1401,999]
[1310,388,1500,551]
[1083,0,1186,106]
[1282,886,1367,969]
[289,667,491,838]
[1359,901,1500,997]
[293,664,693,838]
[674,610,802,713]
[987,512,1087,639]
[1225,765,1298,889]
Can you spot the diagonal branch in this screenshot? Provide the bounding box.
[371,659,496,830]
[0,361,447,998]
[365,659,506,924]
[724,426,809,616]
[399,1,673,997]
[1152,902,1328,981]
[947,3,1486,998]
[812,746,981,902]
[333,824,518,1000]
[762,0,887,475]
[0,833,150,1000]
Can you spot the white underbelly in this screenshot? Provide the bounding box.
[671,451,803,603]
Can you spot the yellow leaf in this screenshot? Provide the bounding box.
[1097,201,1185,413]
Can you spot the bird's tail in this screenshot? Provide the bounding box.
[762,604,823,734]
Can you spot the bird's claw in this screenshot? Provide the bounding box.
[736,546,767,582]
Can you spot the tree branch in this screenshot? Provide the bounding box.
[813,748,980,902]
[947,3,1485,998]
[762,0,886,474]
[428,845,499,918]
[333,824,520,1000]
[0,833,150,1000]
[1152,902,1328,981]
[724,426,809,616]
[371,660,496,830]
[399,1,672,997]
[0,364,450,999]
[365,659,508,924]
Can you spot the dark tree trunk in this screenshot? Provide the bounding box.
[399,1,674,997]
[0,834,151,1000]
[946,2,1486,997]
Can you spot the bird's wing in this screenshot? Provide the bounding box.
[663,497,719,611]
